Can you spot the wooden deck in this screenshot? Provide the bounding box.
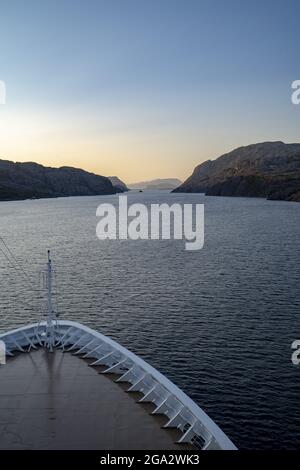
[0,348,192,450]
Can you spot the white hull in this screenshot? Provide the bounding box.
[0,320,236,450]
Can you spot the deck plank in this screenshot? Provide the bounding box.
[0,349,191,450]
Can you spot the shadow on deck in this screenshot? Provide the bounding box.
[0,348,193,450]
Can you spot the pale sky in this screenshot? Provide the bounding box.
[0,0,299,182]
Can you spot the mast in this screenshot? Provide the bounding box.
[45,250,56,351]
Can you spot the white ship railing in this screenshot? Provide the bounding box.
[0,320,237,450]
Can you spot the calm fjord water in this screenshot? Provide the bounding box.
[0,191,299,450]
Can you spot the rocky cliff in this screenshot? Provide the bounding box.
[0,160,117,200]
[108,176,129,192]
[173,142,300,202]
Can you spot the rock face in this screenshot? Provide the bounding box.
[108,176,129,192]
[0,160,117,201]
[173,142,300,202]
[129,178,182,190]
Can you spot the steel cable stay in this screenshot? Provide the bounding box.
[0,244,38,321]
[0,236,54,322]
[0,239,39,292]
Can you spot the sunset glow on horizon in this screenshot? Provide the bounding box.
[0,0,299,183]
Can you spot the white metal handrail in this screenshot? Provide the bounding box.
[0,320,237,450]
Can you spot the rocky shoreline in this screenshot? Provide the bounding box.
[173,142,300,202]
[0,160,125,201]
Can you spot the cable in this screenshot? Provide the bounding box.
[0,238,44,318]
[0,237,63,328]
[0,237,40,292]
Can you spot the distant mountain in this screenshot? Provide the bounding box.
[108,176,129,193]
[0,160,117,201]
[173,142,300,202]
[129,178,182,190]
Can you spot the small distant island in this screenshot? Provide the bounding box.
[129,178,182,191]
[173,141,300,202]
[0,160,127,201]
